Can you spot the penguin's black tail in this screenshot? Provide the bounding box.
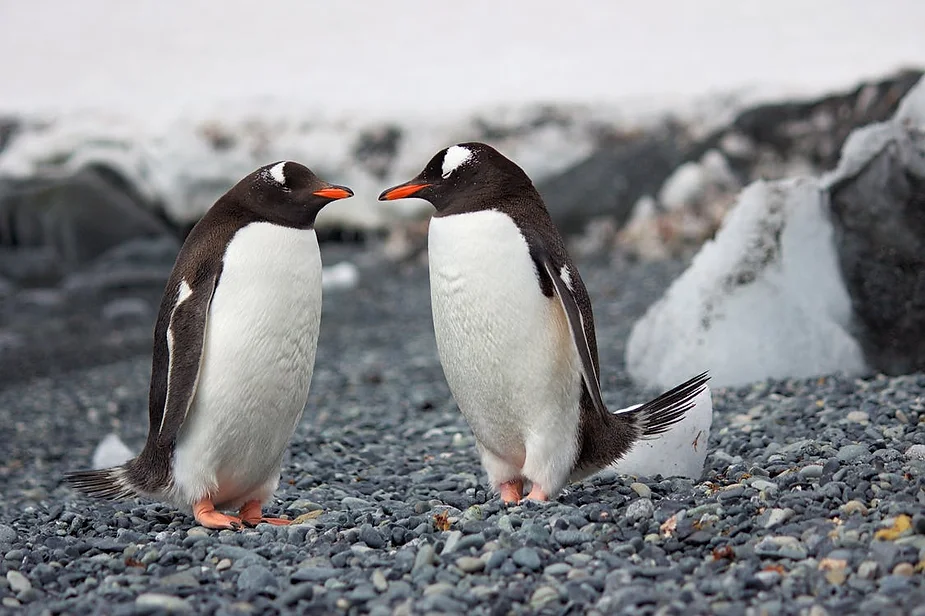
[622,371,711,438]
[65,465,139,501]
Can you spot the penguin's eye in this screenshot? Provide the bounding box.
[441,145,473,179]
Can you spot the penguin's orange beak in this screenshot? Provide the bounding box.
[378,182,430,201]
[312,185,354,200]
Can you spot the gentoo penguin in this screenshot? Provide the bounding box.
[66,162,353,529]
[379,142,709,503]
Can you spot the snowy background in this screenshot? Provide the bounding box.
[2,0,924,120]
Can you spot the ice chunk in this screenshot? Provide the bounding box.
[92,433,134,470]
[610,385,713,479]
[321,262,359,291]
[626,178,867,389]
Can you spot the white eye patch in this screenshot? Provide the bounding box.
[441,145,473,178]
[268,161,287,186]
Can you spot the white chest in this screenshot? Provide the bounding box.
[428,211,582,462]
[172,222,322,507]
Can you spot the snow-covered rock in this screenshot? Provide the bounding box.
[92,433,134,469]
[824,76,925,375]
[0,104,639,232]
[610,384,713,480]
[626,178,867,389]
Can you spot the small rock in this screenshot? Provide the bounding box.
[0,524,16,548]
[186,527,210,538]
[413,544,435,572]
[216,559,232,572]
[837,444,869,462]
[762,508,794,529]
[800,465,824,479]
[278,583,314,606]
[530,585,559,609]
[624,498,655,521]
[236,565,278,592]
[512,547,542,571]
[342,497,372,510]
[845,410,869,424]
[553,530,592,546]
[905,445,925,462]
[157,572,199,588]
[441,530,462,554]
[841,500,869,516]
[372,570,388,592]
[754,536,807,559]
[630,482,652,499]
[544,563,572,576]
[359,526,385,549]
[135,593,192,613]
[6,571,31,593]
[892,562,915,576]
[857,561,879,579]
[456,556,485,573]
[751,479,778,493]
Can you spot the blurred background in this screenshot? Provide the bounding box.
[1,0,924,387]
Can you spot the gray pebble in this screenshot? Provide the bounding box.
[837,444,869,462]
[553,530,592,546]
[455,556,484,573]
[236,565,278,592]
[512,547,541,571]
[0,524,15,549]
[359,526,385,549]
[800,465,824,479]
[905,444,925,461]
[135,593,192,613]
[624,498,654,521]
[630,482,652,499]
[6,571,31,594]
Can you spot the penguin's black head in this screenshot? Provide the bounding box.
[378,142,534,215]
[229,161,353,228]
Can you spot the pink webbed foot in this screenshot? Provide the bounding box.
[499,479,524,504]
[524,486,550,502]
[239,499,291,527]
[193,500,242,530]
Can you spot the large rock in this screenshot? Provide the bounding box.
[0,167,170,284]
[626,178,866,389]
[825,77,925,375]
[627,75,925,389]
[536,129,687,234]
[615,70,923,261]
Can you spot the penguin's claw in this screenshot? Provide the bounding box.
[238,500,291,527]
[193,500,242,530]
[499,479,524,504]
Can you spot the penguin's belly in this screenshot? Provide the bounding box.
[428,210,582,468]
[172,223,322,509]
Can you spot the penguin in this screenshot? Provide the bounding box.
[66,161,353,529]
[379,142,709,503]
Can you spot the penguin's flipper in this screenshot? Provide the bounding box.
[154,272,220,448]
[529,242,609,419]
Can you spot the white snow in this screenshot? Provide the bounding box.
[91,433,134,470]
[626,178,867,389]
[610,385,713,480]
[0,104,638,231]
[658,162,707,212]
[441,146,473,178]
